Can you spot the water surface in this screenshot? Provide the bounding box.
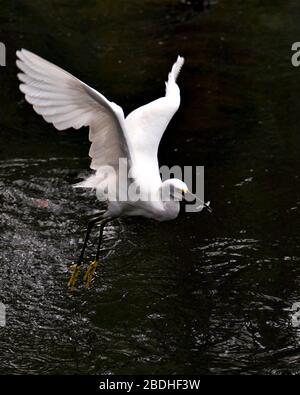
[1,0,300,374]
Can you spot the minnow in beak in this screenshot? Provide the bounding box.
[183,189,212,213]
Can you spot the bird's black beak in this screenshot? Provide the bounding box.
[183,190,212,213]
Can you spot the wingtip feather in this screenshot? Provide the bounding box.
[169,55,185,83]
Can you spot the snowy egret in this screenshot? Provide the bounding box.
[16,49,211,289]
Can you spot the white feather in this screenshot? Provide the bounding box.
[16,51,185,218]
[16,49,130,174]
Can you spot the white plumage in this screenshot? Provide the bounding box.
[16,49,190,221]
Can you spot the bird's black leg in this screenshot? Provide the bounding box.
[78,216,104,264]
[67,215,104,290]
[96,218,111,261]
[83,218,112,288]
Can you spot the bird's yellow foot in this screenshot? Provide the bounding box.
[67,263,81,291]
[83,260,98,288]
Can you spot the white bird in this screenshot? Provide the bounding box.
[16,49,210,289]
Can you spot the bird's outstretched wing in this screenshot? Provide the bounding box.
[16,49,130,172]
[125,56,184,182]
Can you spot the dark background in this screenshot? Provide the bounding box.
[1,0,300,374]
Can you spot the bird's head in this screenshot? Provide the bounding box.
[160,178,188,201]
[160,178,212,212]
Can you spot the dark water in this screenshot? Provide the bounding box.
[1,0,300,374]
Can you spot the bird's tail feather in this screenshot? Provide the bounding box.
[73,174,101,189]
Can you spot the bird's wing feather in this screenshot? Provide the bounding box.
[125,56,184,181]
[16,49,130,171]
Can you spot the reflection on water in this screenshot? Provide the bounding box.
[1,0,300,374]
